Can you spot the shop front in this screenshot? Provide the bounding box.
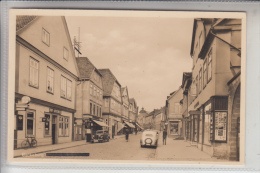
[84,117,108,142]
[14,100,74,149]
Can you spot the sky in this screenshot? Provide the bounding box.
[66,16,194,112]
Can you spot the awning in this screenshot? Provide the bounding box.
[124,121,135,128]
[92,120,108,127]
[117,122,125,132]
[136,123,143,129]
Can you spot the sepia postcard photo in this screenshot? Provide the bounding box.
[8,9,246,165]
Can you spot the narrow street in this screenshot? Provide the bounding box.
[18,132,224,161]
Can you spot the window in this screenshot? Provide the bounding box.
[97,89,99,99]
[207,49,212,82]
[203,59,208,88]
[29,57,39,88]
[199,68,202,93]
[26,112,35,136]
[90,84,93,95]
[47,67,54,93]
[94,87,96,97]
[42,28,50,46]
[93,104,96,115]
[90,103,92,115]
[61,76,72,100]
[97,106,99,117]
[100,91,102,100]
[63,47,69,61]
[59,116,69,137]
[44,114,50,136]
[100,108,102,117]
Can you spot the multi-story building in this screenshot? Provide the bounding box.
[99,69,123,138]
[75,57,105,141]
[153,107,166,131]
[14,16,79,148]
[121,87,129,121]
[137,107,148,128]
[180,72,192,140]
[129,98,138,123]
[165,87,183,137]
[187,18,241,160]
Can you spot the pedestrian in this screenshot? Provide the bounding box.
[125,128,129,142]
[163,129,167,145]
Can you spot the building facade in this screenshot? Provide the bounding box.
[14,16,79,149]
[137,107,148,128]
[75,57,105,142]
[99,69,123,138]
[165,87,183,137]
[186,18,241,160]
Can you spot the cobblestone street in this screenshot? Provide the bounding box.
[16,132,227,161]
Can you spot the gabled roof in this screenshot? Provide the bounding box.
[76,57,102,80]
[98,69,121,96]
[16,16,38,32]
[129,98,137,107]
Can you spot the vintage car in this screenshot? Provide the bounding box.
[140,130,159,148]
[92,130,110,143]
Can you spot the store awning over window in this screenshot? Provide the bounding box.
[124,121,135,128]
[92,120,108,127]
[117,122,125,132]
[136,123,143,129]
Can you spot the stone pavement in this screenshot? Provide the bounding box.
[155,134,220,161]
[14,135,123,158]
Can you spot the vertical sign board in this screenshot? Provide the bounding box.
[214,112,227,141]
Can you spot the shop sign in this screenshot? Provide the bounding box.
[49,108,61,114]
[214,112,227,141]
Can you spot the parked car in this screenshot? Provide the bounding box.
[140,130,159,148]
[92,130,110,143]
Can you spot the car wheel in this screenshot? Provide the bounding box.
[141,145,144,148]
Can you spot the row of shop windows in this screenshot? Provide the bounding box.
[90,102,102,117]
[29,57,72,100]
[186,102,227,144]
[17,111,69,137]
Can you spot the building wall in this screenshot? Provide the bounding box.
[16,44,76,110]
[18,16,77,76]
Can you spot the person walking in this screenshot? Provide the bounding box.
[163,129,167,145]
[125,128,129,142]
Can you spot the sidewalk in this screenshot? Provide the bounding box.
[14,134,127,158]
[155,136,221,161]
[14,140,87,158]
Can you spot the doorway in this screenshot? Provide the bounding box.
[52,116,57,144]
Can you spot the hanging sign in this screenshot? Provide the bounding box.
[214,112,227,141]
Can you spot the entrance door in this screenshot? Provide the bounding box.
[112,126,115,139]
[52,116,57,144]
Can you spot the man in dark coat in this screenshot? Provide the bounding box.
[125,128,129,142]
[163,129,167,145]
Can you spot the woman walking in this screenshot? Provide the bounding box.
[125,128,129,142]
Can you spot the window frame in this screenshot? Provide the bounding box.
[58,116,69,137]
[29,57,39,89]
[25,110,36,137]
[44,114,51,136]
[42,28,50,46]
[46,67,54,94]
[60,75,72,101]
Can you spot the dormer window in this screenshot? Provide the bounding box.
[63,47,69,61]
[42,28,50,46]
